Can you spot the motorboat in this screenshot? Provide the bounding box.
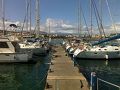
[0,36,33,63]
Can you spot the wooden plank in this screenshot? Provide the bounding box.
[47,76,86,80]
[45,46,89,90]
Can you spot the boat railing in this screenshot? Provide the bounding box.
[90,72,120,90]
[73,60,120,90]
[96,78,120,90]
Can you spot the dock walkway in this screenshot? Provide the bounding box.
[45,46,89,90]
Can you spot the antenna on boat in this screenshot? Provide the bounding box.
[35,0,40,38]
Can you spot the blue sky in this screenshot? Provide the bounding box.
[2,0,120,34]
[5,0,78,23]
[4,0,120,23]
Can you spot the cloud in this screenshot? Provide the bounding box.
[45,18,63,28]
[45,18,76,33]
[103,23,120,34]
[61,24,73,28]
[0,18,77,34]
[0,20,35,31]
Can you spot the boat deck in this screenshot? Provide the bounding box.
[45,45,89,90]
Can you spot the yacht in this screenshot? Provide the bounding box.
[0,36,33,63]
[73,45,120,59]
[19,38,49,56]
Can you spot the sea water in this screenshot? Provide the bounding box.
[75,59,120,90]
[0,54,51,90]
[0,39,119,90]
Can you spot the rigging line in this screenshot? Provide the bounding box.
[77,0,82,37]
[99,0,102,25]
[77,0,80,37]
[35,0,40,38]
[79,0,91,38]
[26,0,29,32]
[105,0,117,34]
[79,0,82,38]
[92,0,102,37]
[0,1,1,19]
[29,0,32,36]
[90,0,93,36]
[92,0,104,35]
[92,0,106,38]
[2,0,5,35]
[21,1,30,37]
[91,0,102,38]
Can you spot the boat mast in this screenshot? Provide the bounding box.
[90,0,93,36]
[29,0,32,36]
[26,0,32,37]
[26,0,29,32]
[48,21,50,36]
[77,0,80,37]
[35,0,40,38]
[99,0,106,38]
[48,21,51,42]
[2,0,5,36]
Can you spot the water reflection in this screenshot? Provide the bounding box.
[0,39,61,90]
[75,59,120,88]
[0,53,51,90]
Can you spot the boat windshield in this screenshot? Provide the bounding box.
[0,42,9,48]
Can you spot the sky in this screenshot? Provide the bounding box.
[1,0,120,34]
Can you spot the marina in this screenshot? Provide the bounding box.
[0,0,120,90]
[0,39,119,90]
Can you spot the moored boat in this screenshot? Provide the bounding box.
[0,36,33,63]
[19,38,50,56]
[73,44,120,60]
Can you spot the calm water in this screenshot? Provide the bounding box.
[75,59,120,90]
[0,54,51,90]
[0,39,120,90]
[0,39,63,90]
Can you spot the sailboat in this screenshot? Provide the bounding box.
[0,36,34,63]
[73,43,120,59]
[73,0,120,60]
[0,0,34,63]
[19,0,49,56]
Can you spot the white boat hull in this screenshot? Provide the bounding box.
[0,53,32,63]
[73,45,120,59]
[74,50,120,59]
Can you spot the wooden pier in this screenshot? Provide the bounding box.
[45,46,89,90]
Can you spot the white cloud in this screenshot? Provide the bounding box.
[61,24,73,28]
[45,18,76,33]
[103,23,120,34]
[46,18,62,27]
[0,20,36,31]
[0,18,77,34]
